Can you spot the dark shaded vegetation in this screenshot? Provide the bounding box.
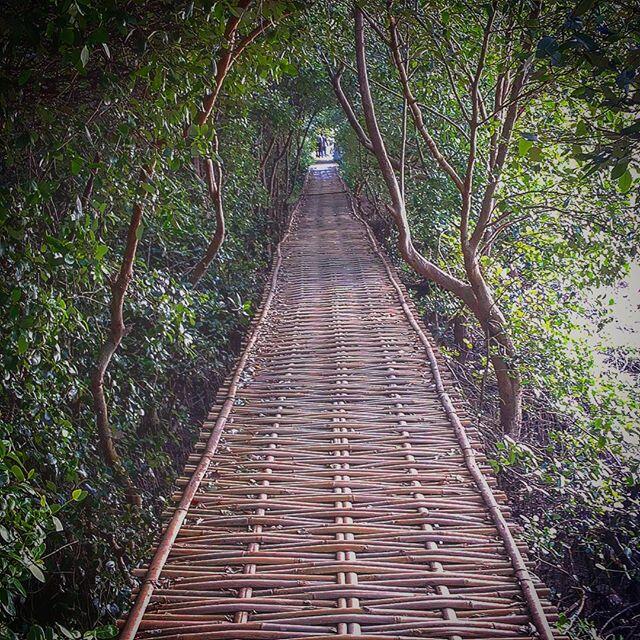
[0,1,320,637]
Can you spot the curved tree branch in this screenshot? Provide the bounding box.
[387,16,464,192]
[90,160,156,506]
[328,63,405,172]
[189,153,225,286]
[354,6,473,304]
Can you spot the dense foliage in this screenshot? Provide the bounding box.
[0,1,317,637]
[326,1,639,636]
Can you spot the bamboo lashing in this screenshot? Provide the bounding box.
[119,165,561,640]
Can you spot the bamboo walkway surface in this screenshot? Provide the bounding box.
[119,164,562,639]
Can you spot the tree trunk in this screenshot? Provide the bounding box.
[90,161,156,506]
[464,251,522,435]
[482,311,522,436]
[292,111,317,182]
[492,352,522,434]
[452,315,470,363]
[352,6,523,437]
[189,158,225,287]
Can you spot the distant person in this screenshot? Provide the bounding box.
[316,135,323,157]
[327,138,334,158]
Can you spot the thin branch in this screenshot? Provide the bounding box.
[388,14,464,192]
[354,6,473,302]
[460,2,496,244]
[189,139,225,286]
[327,62,403,171]
[468,30,537,252]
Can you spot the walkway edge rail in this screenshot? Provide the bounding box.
[118,185,306,640]
[345,186,556,640]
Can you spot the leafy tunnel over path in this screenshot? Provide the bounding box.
[1,1,639,639]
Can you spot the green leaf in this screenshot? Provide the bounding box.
[18,70,32,86]
[27,625,46,640]
[10,465,25,482]
[80,46,90,68]
[17,334,28,354]
[95,244,109,260]
[575,120,588,137]
[60,28,75,45]
[74,196,83,220]
[52,516,64,532]
[12,579,27,598]
[518,138,533,157]
[618,169,632,193]
[26,563,45,583]
[611,161,629,180]
[57,624,77,639]
[71,157,83,175]
[0,587,15,611]
[529,146,543,162]
[72,489,87,501]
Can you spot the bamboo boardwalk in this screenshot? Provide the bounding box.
[119,164,562,640]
